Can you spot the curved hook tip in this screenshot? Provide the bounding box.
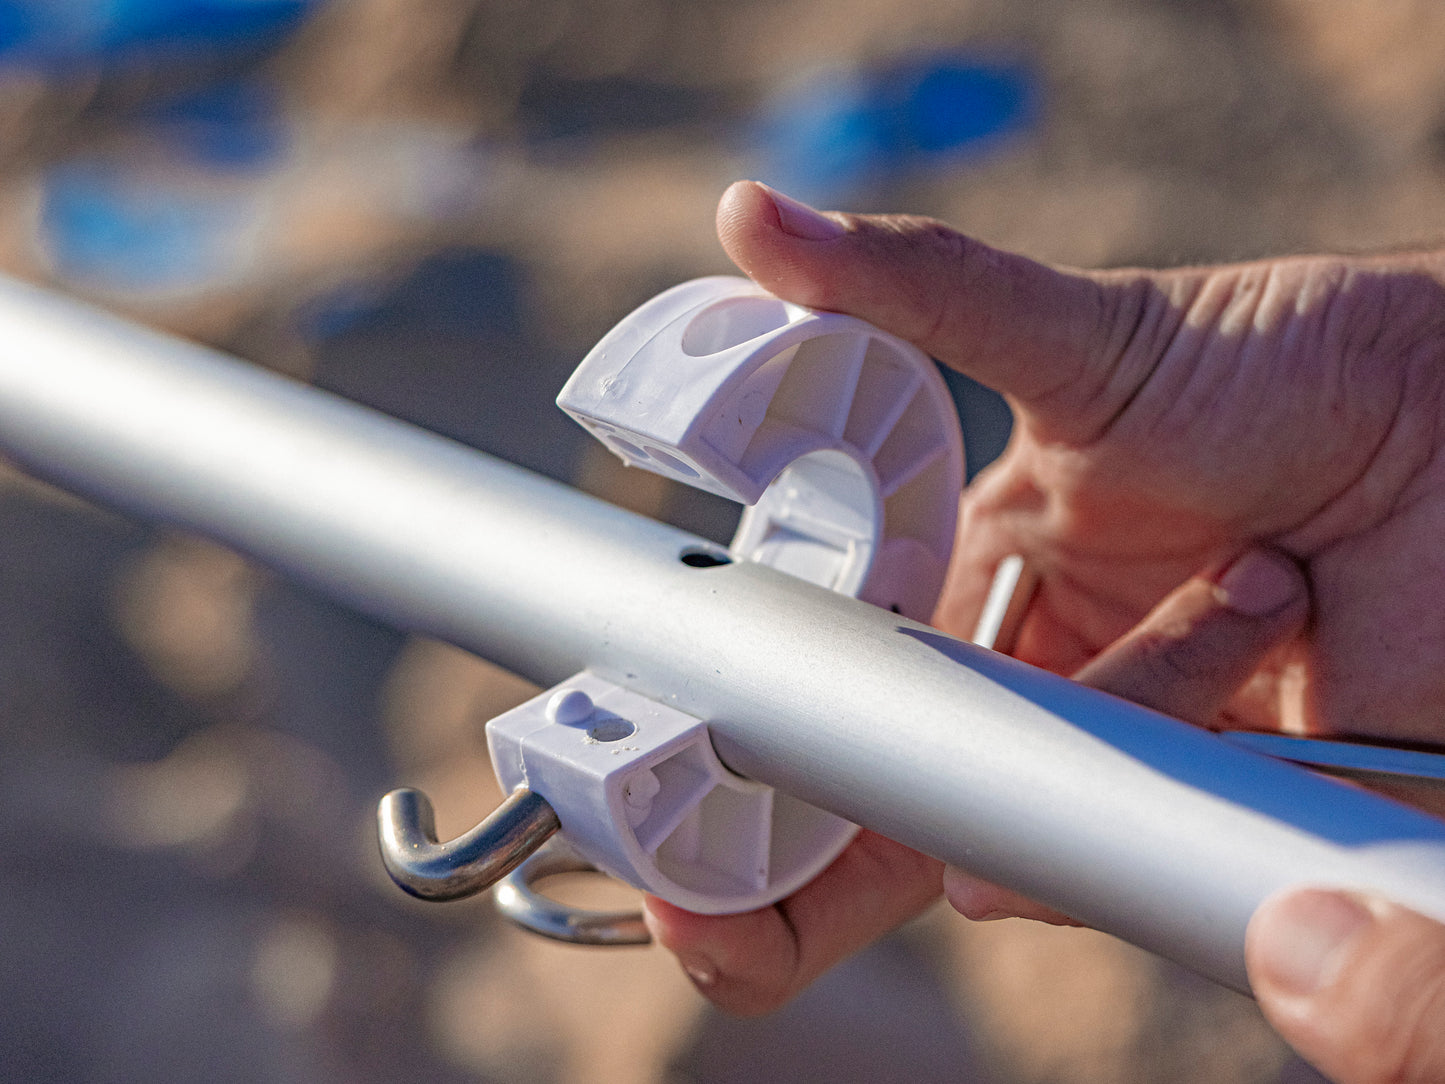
[376,784,560,902]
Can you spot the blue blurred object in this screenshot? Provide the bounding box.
[39,79,288,294]
[142,79,288,169]
[751,53,1038,206]
[0,0,317,68]
[905,60,1035,153]
[41,161,251,292]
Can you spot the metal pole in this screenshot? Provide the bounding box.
[0,274,1443,993]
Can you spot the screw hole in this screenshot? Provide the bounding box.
[889,604,902,614]
[680,547,732,568]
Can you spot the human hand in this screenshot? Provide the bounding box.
[716,180,1445,743]
[648,183,1445,1078]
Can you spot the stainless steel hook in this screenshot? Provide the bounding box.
[378,783,652,944]
[493,840,652,946]
[377,785,560,901]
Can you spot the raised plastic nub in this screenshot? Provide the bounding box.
[557,276,965,620]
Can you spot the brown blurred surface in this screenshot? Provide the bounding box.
[6,1,1445,1080]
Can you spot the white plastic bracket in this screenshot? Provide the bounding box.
[487,671,854,913]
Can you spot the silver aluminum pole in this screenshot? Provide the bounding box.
[0,273,1443,994]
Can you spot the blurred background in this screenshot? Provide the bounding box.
[2,1,1444,1081]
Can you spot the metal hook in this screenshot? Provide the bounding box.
[493,840,652,946]
[377,785,560,901]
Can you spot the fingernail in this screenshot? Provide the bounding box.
[1213,550,1301,617]
[1251,889,1373,997]
[758,183,847,241]
[677,951,718,987]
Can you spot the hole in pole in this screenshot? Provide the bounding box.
[680,546,732,568]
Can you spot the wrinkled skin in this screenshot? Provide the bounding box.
[939,254,1445,741]
[642,181,1445,1083]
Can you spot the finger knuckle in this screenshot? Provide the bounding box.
[1120,622,1220,695]
[1149,633,1217,687]
[870,215,980,346]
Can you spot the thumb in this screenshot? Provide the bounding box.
[716,180,1157,435]
[1247,889,1445,1084]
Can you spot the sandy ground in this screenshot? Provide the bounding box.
[5,1,1445,1080]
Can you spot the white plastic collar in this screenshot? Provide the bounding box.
[557,276,964,619]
